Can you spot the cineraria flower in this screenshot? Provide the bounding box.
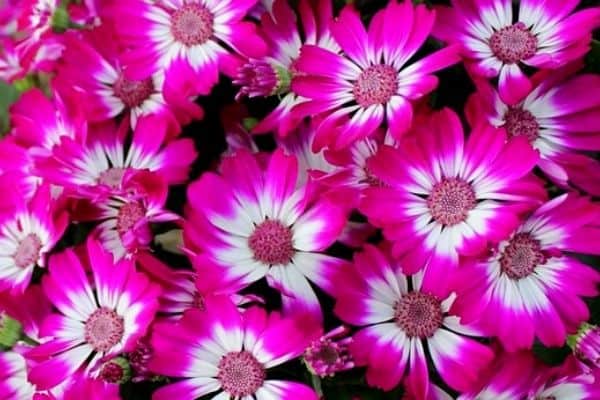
[34,116,197,197]
[466,65,600,195]
[569,323,600,371]
[433,0,600,104]
[452,194,600,350]
[360,108,544,274]
[235,0,340,136]
[184,149,349,319]
[57,27,202,130]
[26,239,160,390]
[0,183,67,294]
[292,1,459,150]
[334,245,494,396]
[0,351,35,399]
[150,296,318,400]
[528,363,600,400]
[108,0,266,94]
[304,326,354,378]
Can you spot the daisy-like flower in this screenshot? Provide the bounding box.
[569,323,600,371]
[0,351,35,399]
[334,245,494,396]
[107,0,266,94]
[56,27,202,130]
[360,108,544,274]
[451,194,600,350]
[466,65,600,195]
[0,183,67,294]
[184,149,349,319]
[150,296,318,400]
[292,0,459,150]
[235,0,340,136]
[26,239,160,390]
[304,326,354,378]
[433,0,600,104]
[34,115,197,197]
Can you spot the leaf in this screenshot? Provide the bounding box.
[0,80,19,134]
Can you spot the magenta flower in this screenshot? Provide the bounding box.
[360,108,544,274]
[26,239,160,389]
[433,0,600,104]
[452,194,600,350]
[150,296,318,400]
[292,1,459,150]
[0,351,35,399]
[334,245,494,396]
[304,326,354,378]
[184,149,349,319]
[107,0,266,94]
[570,323,600,371]
[467,65,600,196]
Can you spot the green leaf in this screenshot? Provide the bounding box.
[0,80,19,134]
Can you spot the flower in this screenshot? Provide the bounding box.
[451,194,600,350]
[360,108,544,275]
[466,64,600,196]
[26,239,160,389]
[150,296,318,400]
[0,183,67,294]
[184,149,349,320]
[304,326,354,377]
[433,0,600,104]
[107,0,266,94]
[569,323,600,371]
[292,0,459,150]
[334,245,493,396]
[0,351,35,399]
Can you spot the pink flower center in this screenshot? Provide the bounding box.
[503,106,539,142]
[353,64,398,107]
[170,3,214,46]
[394,292,443,338]
[14,233,42,268]
[427,178,477,226]
[248,219,294,265]
[499,232,546,279]
[116,201,146,236]
[192,292,205,310]
[84,307,125,352]
[97,167,127,188]
[100,362,124,383]
[489,23,537,64]
[217,351,266,397]
[113,75,154,108]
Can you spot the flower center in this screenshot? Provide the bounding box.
[170,3,214,46]
[116,201,146,236]
[394,292,443,338]
[353,64,398,107]
[248,219,294,265]
[489,23,537,64]
[113,75,154,108]
[192,292,205,310]
[97,167,127,188]
[503,107,539,142]
[499,232,546,279]
[217,351,266,397]
[84,307,124,352]
[427,178,476,226]
[13,233,42,268]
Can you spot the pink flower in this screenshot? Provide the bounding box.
[292,1,459,150]
[150,296,318,400]
[452,194,600,350]
[0,351,35,399]
[467,64,600,196]
[360,108,545,274]
[235,0,339,136]
[26,239,160,390]
[433,0,600,104]
[304,326,354,378]
[570,323,600,371]
[184,149,349,320]
[334,245,494,396]
[107,0,267,94]
[0,183,67,294]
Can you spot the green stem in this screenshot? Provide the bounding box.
[310,374,323,398]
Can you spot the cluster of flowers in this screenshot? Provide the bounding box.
[1,0,600,398]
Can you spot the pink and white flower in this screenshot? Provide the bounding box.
[334,244,494,396]
[452,194,600,350]
[26,239,160,390]
[433,0,600,104]
[466,65,600,195]
[292,0,459,150]
[0,351,35,399]
[150,296,318,400]
[184,149,349,319]
[360,108,545,274]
